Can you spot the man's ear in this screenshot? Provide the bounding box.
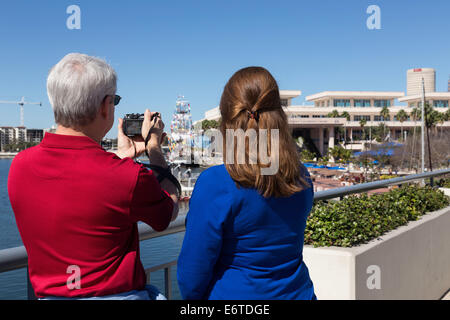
[99,97,110,119]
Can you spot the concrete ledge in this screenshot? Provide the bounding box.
[442,289,450,300]
[439,187,450,197]
[303,205,450,300]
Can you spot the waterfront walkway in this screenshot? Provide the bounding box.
[0,152,18,159]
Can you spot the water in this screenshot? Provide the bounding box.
[0,158,189,300]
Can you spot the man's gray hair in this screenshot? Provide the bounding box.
[47,53,117,128]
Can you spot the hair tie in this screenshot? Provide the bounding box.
[247,110,259,121]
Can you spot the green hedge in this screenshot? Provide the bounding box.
[304,185,450,248]
[437,178,450,188]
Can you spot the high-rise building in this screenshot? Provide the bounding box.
[406,68,435,95]
[26,129,44,143]
[0,127,15,145]
[14,127,27,143]
[0,129,3,151]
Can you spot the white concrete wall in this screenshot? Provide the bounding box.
[439,188,450,197]
[303,206,450,300]
[303,247,355,299]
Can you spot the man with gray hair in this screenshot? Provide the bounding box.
[8,53,179,299]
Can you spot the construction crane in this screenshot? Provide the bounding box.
[0,97,42,127]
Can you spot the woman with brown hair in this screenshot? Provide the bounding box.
[177,67,316,300]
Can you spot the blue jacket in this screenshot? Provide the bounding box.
[177,164,315,300]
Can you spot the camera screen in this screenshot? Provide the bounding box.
[125,120,142,136]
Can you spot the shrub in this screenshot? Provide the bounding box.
[379,174,397,180]
[437,178,450,188]
[300,148,315,162]
[304,185,450,248]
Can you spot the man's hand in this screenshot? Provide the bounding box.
[116,118,146,159]
[116,109,166,159]
[142,109,165,148]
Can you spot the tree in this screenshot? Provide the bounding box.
[300,148,315,162]
[408,107,421,170]
[435,109,450,138]
[328,146,342,162]
[396,109,408,141]
[359,118,367,141]
[2,141,38,152]
[328,146,352,164]
[327,109,340,118]
[379,106,390,140]
[340,148,352,164]
[340,111,351,121]
[372,123,387,142]
[340,111,351,144]
[445,107,450,122]
[424,103,441,171]
[201,119,220,130]
[325,110,345,143]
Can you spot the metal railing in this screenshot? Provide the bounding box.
[0,168,449,299]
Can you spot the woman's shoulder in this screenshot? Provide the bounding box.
[298,162,314,195]
[197,164,230,182]
[299,162,311,177]
[199,164,227,175]
[189,165,234,216]
[194,165,233,192]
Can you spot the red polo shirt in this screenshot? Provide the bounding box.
[7,133,174,298]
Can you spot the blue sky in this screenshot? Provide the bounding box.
[0,0,449,138]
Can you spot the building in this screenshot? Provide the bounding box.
[200,90,303,122]
[101,138,117,150]
[398,92,450,108]
[44,126,57,134]
[199,69,450,157]
[406,68,435,96]
[14,127,27,143]
[0,127,15,146]
[26,129,44,143]
[0,127,46,150]
[300,91,406,155]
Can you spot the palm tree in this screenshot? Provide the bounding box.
[327,109,340,118]
[327,110,342,143]
[359,118,369,179]
[435,108,450,138]
[202,119,220,130]
[328,146,342,163]
[396,109,408,141]
[340,111,351,121]
[424,103,440,171]
[340,111,351,144]
[409,107,421,171]
[359,118,367,141]
[444,108,450,138]
[380,106,390,140]
[436,112,445,137]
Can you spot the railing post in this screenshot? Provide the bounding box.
[164,266,172,300]
[26,267,36,300]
